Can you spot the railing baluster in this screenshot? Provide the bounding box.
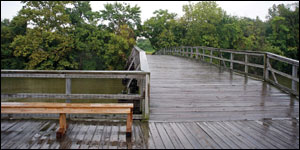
[245,54,248,74]
[230,53,234,70]
[292,65,298,91]
[66,78,71,103]
[210,50,213,63]
[196,47,199,59]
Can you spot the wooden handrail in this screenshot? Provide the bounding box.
[1,46,151,120]
[125,46,150,120]
[157,46,299,97]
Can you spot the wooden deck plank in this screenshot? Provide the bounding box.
[108,123,119,149]
[58,122,81,149]
[256,120,299,146]
[80,124,97,149]
[229,121,277,149]
[147,55,299,122]
[196,122,231,149]
[211,121,250,149]
[140,122,156,149]
[101,123,112,149]
[155,122,175,149]
[161,123,185,149]
[184,122,220,149]
[149,122,165,149]
[2,120,43,149]
[88,122,105,149]
[134,121,146,149]
[28,121,59,149]
[118,124,127,149]
[221,121,265,149]
[202,122,240,149]
[69,123,89,149]
[1,119,299,149]
[7,120,47,149]
[1,120,31,147]
[233,121,284,149]
[176,123,203,149]
[247,121,298,149]
[169,122,194,149]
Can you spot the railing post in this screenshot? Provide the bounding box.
[196,47,199,59]
[292,65,298,91]
[66,78,71,103]
[143,73,150,120]
[190,47,193,58]
[245,54,248,74]
[202,48,205,61]
[264,53,269,81]
[210,50,213,63]
[230,53,234,70]
[218,49,221,65]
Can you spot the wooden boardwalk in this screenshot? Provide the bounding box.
[1,119,299,149]
[147,55,299,122]
[1,54,299,149]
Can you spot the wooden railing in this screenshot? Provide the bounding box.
[156,46,299,97]
[1,46,150,120]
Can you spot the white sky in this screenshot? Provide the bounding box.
[1,1,298,23]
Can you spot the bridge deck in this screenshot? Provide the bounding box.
[147,55,299,122]
[1,119,299,149]
[1,55,299,149]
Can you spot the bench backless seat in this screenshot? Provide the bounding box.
[1,102,134,138]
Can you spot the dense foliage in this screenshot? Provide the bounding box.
[1,1,298,70]
[142,1,299,60]
[1,1,140,70]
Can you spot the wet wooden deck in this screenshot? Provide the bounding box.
[1,119,299,149]
[1,55,299,149]
[147,55,299,121]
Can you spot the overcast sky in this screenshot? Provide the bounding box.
[1,1,298,23]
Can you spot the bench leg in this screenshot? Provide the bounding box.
[126,108,133,137]
[57,113,67,138]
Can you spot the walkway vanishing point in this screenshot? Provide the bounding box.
[1,46,299,149]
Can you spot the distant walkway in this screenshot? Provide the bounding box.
[147,55,299,122]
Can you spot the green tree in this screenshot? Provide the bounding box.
[100,2,142,39]
[143,9,177,49]
[11,1,77,70]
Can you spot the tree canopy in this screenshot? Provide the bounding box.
[2,1,141,70]
[143,1,299,60]
[1,1,298,70]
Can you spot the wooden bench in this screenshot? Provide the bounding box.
[1,102,134,138]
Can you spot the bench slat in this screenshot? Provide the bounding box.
[1,102,134,138]
[1,108,131,114]
[1,102,134,108]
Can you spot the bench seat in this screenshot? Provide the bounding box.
[1,102,134,138]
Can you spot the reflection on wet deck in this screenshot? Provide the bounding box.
[1,119,299,149]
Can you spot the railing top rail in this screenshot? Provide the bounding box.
[161,46,299,66]
[1,69,148,75]
[266,52,299,67]
[133,46,150,73]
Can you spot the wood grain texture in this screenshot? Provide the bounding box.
[1,119,299,149]
[147,55,299,122]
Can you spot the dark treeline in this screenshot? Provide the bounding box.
[142,1,299,60]
[1,1,299,70]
